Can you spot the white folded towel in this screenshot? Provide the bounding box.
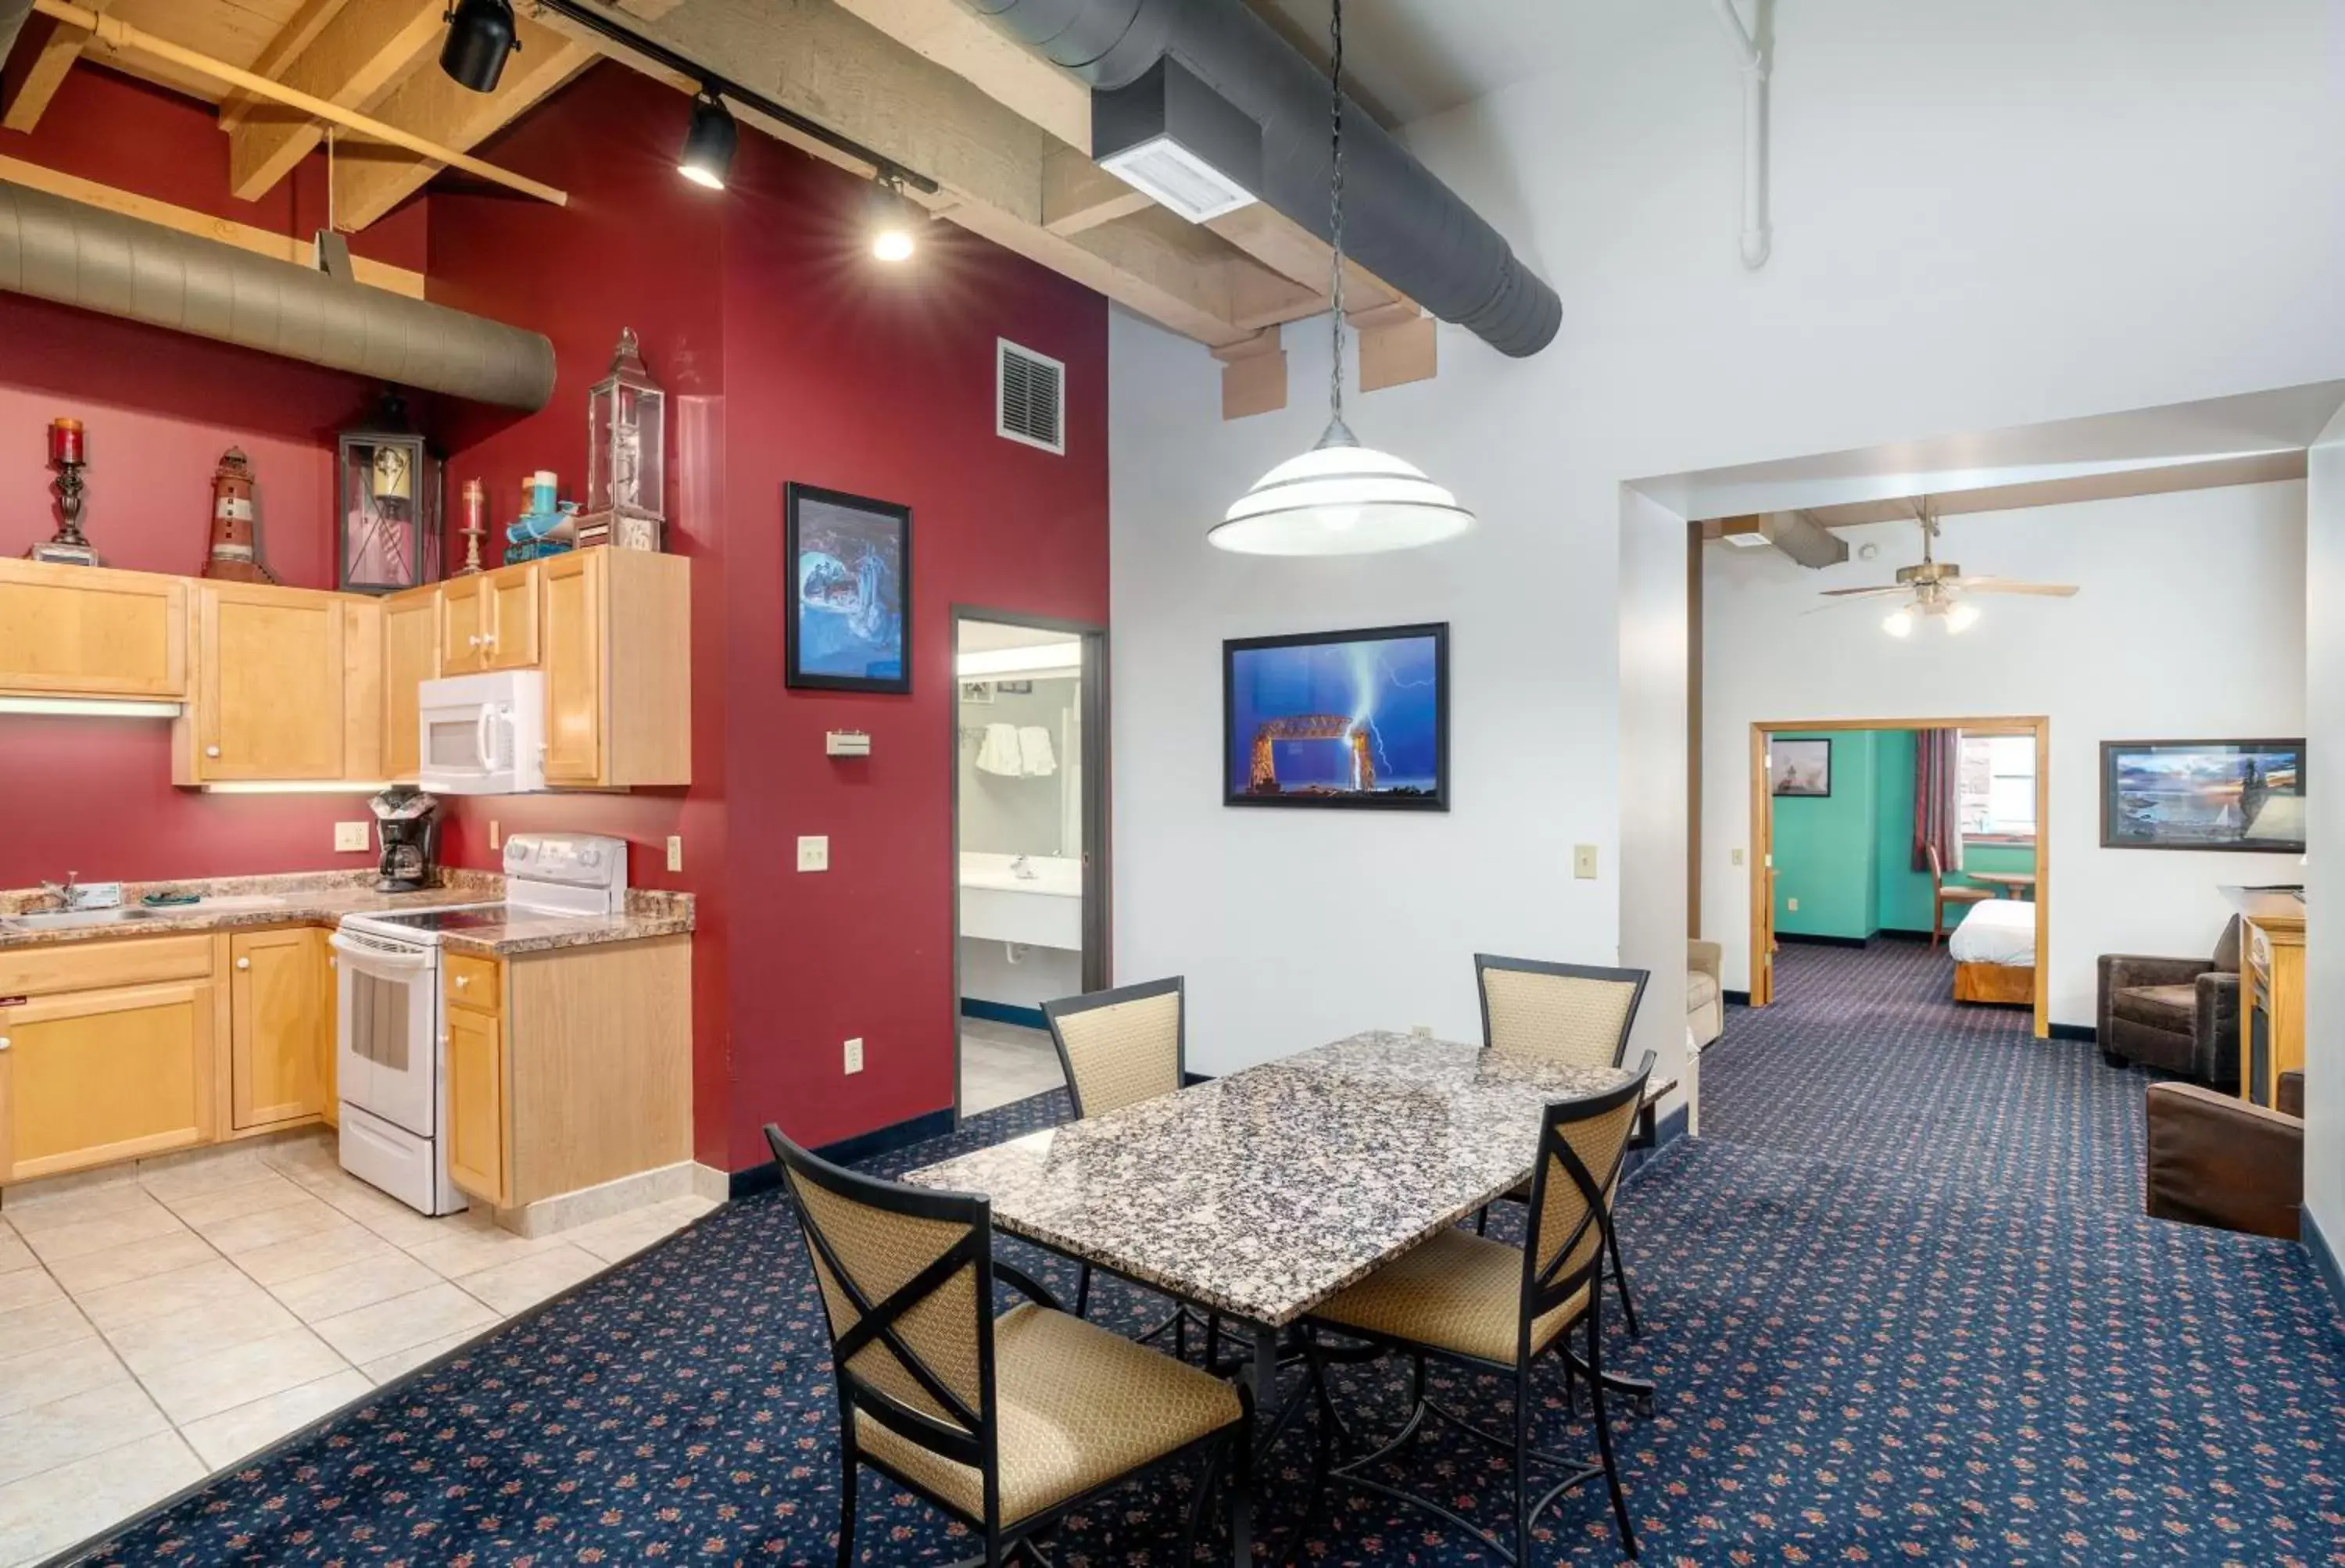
[976,723,1022,776]
[1018,725,1057,777]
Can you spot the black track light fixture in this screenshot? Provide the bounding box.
[867,177,918,262]
[440,0,520,94]
[677,91,738,191]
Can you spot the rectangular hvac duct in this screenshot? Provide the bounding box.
[1094,57,1262,223]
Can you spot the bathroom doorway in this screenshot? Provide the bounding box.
[951,607,1108,1119]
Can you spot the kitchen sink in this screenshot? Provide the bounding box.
[2,907,163,932]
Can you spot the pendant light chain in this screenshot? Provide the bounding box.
[1326,0,1346,429]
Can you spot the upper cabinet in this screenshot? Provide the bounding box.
[174,582,381,785]
[0,559,187,698]
[381,586,440,782]
[439,561,539,676]
[539,549,690,788]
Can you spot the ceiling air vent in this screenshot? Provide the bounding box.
[997,339,1066,454]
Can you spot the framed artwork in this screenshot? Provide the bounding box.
[1770,739,1832,798]
[2100,739,2306,852]
[1223,623,1448,811]
[786,483,910,693]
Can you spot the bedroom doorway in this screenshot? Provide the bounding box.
[1750,716,2050,1037]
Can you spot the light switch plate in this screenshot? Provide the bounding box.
[1787,896,1799,912]
[843,1036,865,1074]
[797,836,831,872]
[666,835,684,872]
[334,822,371,853]
[1573,844,1599,880]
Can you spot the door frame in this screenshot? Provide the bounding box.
[949,605,1111,1126]
[1749,715,2050,1037]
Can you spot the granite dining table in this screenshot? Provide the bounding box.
[904,1029,1637,1563]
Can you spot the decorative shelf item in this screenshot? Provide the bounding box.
[578,328,666,552]
[31,417,97,566]
[338,394,442,594]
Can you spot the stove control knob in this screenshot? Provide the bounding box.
[582,847,600,868]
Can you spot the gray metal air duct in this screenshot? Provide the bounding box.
[0,179,556,410]
[964,0,1561,357]
[0,0,34,63]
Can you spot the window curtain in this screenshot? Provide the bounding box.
[1913,728,1964,873]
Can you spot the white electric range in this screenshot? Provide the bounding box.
[330,833,628,1215]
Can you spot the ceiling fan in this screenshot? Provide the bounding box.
[1814,499,2078,636]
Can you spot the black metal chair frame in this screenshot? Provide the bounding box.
[1302,1058,1655,1563]
[768,1125,1253,1568]
[1041,976,1232,1363]
[1470,953,1652,1340]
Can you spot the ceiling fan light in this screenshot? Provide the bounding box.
[1945,601,1982,634]
[1881,608,1914,638]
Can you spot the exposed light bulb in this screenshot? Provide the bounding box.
[868,180,918,263]
[1881,608,1914,638]
[1945,601,1982,634]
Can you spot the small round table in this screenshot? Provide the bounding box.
[1971,872,2036,900]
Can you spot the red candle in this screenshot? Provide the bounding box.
[48,418,83,466]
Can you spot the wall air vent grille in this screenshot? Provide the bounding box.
[997,339,1066,455]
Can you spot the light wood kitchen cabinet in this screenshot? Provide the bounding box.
[444,980,507,1207]
[0,979,217,1183]
[229,927,329,1129]
[538,549,690,787]
[381,586,441,781]
[439,561,540,676]
[174,582,381,785]
[0,559,188,700]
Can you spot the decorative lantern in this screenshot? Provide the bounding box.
[577,328,666,552]
[336,394,441,593]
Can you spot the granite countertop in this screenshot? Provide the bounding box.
[905,1031,1633,1327]
[0,871,693,956]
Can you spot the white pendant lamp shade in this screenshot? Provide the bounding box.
[1210,421,1473,556]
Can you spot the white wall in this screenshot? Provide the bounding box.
[1700,485,2307,1026]
[1618,489,1692,1079]
[2304,411,2345,1247]
[1108,0,2345,1078]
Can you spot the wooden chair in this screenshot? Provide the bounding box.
[1303,1055,1657,1562]
[1926,843,1991,947]
[768,1124,1250,1567]
[1470,954,1651,1338]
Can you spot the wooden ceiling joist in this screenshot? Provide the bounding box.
[2,0,112,133]
[224,0,445,200]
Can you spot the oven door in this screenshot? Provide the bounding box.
[330,929,439,1139]
[417,699,510,795]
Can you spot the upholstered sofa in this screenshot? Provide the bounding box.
[2145,1070,2303,1239]
[2095,918,2241,1086]
[1688,940,1724,1048]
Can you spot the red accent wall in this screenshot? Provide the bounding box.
[426,66,1109,1169]
[0,64,417,891]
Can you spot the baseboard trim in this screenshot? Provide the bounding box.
[1624,1104,1688,1183]
[2304,1207,2345,1322]
[2048,1022,2097,1044]
[1724,989,1751,1006]
[961,997,1048,1030]
[1775,933,1867,950]
[730,1108,958,1197]
[1874,927,1937,943]
[1183,1071,1214,1087]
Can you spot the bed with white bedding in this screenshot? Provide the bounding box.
[1949,897,2035,1005]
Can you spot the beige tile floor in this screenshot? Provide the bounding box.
[960,1018,1066,1115]
[0,1137,719,1568]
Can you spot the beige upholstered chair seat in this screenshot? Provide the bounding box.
[856,1303,1241,1526]
[1312,1229,1588,1365]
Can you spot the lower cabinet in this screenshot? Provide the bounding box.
[0,979,217,1183]
[229,928,331,1129]
[445,988,508,1207]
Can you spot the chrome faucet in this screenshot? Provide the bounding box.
[38,871,80,911]
[1011,855,1038,881]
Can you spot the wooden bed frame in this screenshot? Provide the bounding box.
[1953,961,2035,1007]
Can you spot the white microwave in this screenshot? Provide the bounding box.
[417,670,546,795]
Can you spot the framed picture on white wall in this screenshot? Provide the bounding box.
[1770,739,1832,798]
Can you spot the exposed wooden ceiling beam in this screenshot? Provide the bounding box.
[1042,145,1150,235]
[217,0,357,131]
[224,0,445,201]
[2,0,113,134]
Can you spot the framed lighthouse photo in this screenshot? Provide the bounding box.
[1223,623,1449,811]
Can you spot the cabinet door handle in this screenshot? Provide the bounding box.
[455,975,471,990]
[328,955,336,969]
[467,634,482,649]
[0,1036,10,1052]
[482,635,497,649]
[235,957,251,970]
[205,745,221,758]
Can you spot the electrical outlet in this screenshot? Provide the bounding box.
[1573,844,1599,880]
[1731,847,1745,866]
[1411,1024,1434,1040]
[489,820,502,850]
[797,836,831,872]
[333,822,370,852]
[667,835,684,873]
[843,1036,865,1074]
[1786,896,1799,912]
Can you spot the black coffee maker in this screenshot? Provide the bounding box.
[368,786,441,893]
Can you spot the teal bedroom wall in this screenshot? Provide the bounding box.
[1773,728,2040,940]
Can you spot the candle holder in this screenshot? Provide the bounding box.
[453,478,487,577]
[32,418,96,566]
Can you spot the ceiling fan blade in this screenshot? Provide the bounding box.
[1815,585,1908,599]
[1803,594,1911,616]
[1950,578,2079,596]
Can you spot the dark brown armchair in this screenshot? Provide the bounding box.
[2095,918,2242,1086]
[2145,1071,2303,1239]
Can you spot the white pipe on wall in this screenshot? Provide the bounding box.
[1707,0,1773,270]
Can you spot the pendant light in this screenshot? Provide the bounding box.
[1209,0,1472,557]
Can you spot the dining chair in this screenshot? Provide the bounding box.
[767,1124,1251,1567]
[1301,1054,1656,1562]
[1470,954,1652,1337]
[1926,843,1991,947]
[1043,976,1202,1344]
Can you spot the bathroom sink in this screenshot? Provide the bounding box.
[3,907,162,932]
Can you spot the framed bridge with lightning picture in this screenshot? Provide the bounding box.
[1223,623,1449,811]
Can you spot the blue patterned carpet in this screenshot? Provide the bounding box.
[69,942,2345,1566]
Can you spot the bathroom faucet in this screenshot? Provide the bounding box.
[39,871,80,911]
[1011,855,1038,881]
